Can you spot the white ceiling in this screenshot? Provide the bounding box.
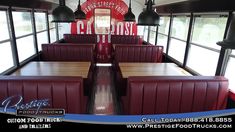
[45,0,188,10]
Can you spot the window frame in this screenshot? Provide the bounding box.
[168,14,191,64]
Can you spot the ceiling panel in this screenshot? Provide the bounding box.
[0,0,188,11]
[44,0,189,8]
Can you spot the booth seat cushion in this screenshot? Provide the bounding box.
[0,76,87,114]
[122,76,229,115]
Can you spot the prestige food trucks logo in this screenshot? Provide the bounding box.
[0,95,64,116]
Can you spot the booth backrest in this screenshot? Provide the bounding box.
[111,35,141,44]
[114,45,163,63]
[0,76,87,114]
[63,34,141,44]
[122,76,228,115]
[63,34,97,44]
[41,44,95,62]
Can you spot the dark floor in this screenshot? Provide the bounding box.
[89,66,119,115]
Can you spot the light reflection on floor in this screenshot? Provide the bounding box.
[92,66,116,115]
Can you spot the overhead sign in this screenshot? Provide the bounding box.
[71,0,137,35]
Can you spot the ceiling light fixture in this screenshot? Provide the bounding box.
[74,0,86,19]
[52,0,75,22]
[217,14,235,49]
[124,0,135,21]
[138,0,160,26]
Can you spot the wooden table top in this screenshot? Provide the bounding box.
[11,62,91,78]
[119,62,191,78]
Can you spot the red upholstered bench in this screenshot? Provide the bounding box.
[122,76,229,115]
[113,45,164,95]
[0,76,87,114]
[41,44,95,95]
[63,34,97,44]
[41,44,95,62]
[111,35,141,44]
[114,45,163,62]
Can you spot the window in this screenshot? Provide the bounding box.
[187,45,220,75]
[48,14,55,28]
[35,12,47,32]
[169,38,187,62]
[16,36,35,62]
[168,16,190,63]
[143,26,149,42]
[35,12,48,51]
[157,16,170,53]
[158,16,170,34]
[13,11,35,62]
[187,15,227,75]
[157,34,168,52]
[0,11,10,41]
[191,16,226,50]
[171,17,189,40]
[50,28,57,43]
[37,31,48,50]
[0,11,14,73]
[137,26,145,36]
[225,50,235,93]
[58,23,70,39]
[48,15,57,42]
[0,42,14,73]
[149,26,156,45]
[13,12,33,37]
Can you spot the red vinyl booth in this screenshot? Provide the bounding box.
[122,76,229,115]
[0,76,87,114]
